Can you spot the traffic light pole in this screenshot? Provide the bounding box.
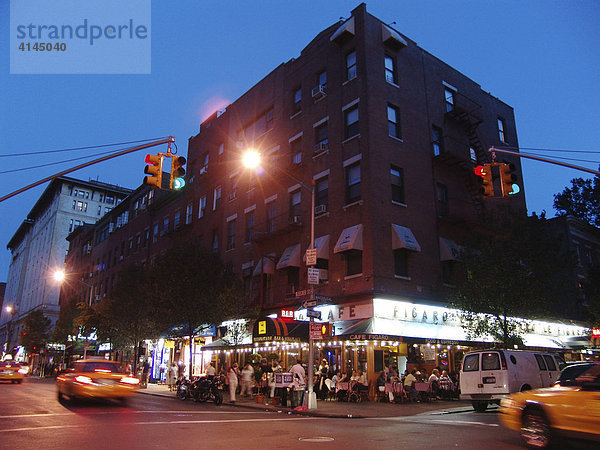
[490,147,600,176]
[0,136,175,203]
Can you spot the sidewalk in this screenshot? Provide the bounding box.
[138,383,475,418]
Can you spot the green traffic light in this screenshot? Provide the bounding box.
[173,177,185,190]
[509,184,520,195]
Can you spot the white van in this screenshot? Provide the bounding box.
[459,349,565,411]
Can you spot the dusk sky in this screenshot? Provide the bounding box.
[1,0,599,281]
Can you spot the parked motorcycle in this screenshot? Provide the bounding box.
[176,377,192,401]
[191,375,224,405]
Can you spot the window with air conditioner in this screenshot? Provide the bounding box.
[314,122,328,153]
[315,177,328,213]
[385,54,397,84]
[289,190,301,222]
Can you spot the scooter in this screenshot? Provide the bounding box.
[176,377,192,401]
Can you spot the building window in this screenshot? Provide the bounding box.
[437,183,449,217]
[245,211,255,243]
[199,195,207,218]
[444,87,455,112]
[291,137,302,165]
[230,175,239,201]
[498,117,506,143]
[292,86,302,114]
[174,212,181,230]
[152,224,159,243]
[345,163,361,204]
[345,50,357,81]
[200,152,209,174]
[163,217,169,234]
[432,126,444,156]
[470,147,477,162]
[315,177,328,213]
[143,228,150,247]
[344,106,359,139]
[213,186,222,211]
[185,204,193,224]
[315,122,328,151]
[394,249,408,277]
[384,55,397,84]
[391,165,405,204]
[226,220,236,251]
[290,189,301,221]
[97,205,101,216]
[317,70,327,89]
[266,201,276,233]
[345,250,362,276]
[218,142,224,155]
[211,229,219,253]
[387,104,401,139]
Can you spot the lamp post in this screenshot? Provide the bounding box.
[243,149,318,409]
[3,305,18,357]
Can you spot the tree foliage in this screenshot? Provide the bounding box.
[581,264,600,327]
[451,209,577,347]
[21,310,51,354]
[148,237,246,376]
[52,299,83,344]
[553,173,600,226]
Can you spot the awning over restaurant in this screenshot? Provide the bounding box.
[391,224,421,252]
[253,318,309,343]
[303,234,331,261]
[330,17,355,43]
[439,237,462,261]
[253,257,275,276]
[334,224,363,253]
[276,244,301,269]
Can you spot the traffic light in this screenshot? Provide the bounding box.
[320,323,333,338]
[170,155,186,190]
[474,164,494,198]
[143,153,163,189]
[499,163,520,197]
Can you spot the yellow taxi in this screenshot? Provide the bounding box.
[56,359,139,403]
[0,360,27,383]
[499,364,600,448]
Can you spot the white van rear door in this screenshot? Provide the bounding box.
[480,351,506,395]
[533,354,549,388]
[460,352,482,395]
[542,354,560,386]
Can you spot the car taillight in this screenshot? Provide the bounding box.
[75,375,94,384]
[18,368,28,374]
[120,376,140,385]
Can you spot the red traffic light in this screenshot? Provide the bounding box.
[474,165,488,178]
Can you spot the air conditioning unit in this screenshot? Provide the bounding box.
[314,141,329,153]
[95,295,100,301]
[119,255,124,261]
[312,85,326,100]
[199,165,208,175]
[315,204,327,215]
[229,192,237,201]
[290,215,302,224]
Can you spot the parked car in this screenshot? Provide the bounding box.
[0,360,27,383]
[553,361,599,387]
[499,363,600,448]
[460,349,565,411]
[56,359,140,403]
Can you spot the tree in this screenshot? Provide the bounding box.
[89,264,165,374]
[554,173,600,226]
[581,264,600,327]
[149,237,246,377]
[21,310,51,355]
[52,298,83,345]
[451,209,576,347]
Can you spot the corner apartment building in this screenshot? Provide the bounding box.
[0,177,132,357]
[62,4,590,377]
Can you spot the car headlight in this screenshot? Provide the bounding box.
[17,368,28,374]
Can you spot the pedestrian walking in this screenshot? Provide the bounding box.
[167,363,177,391]
[227,363,240,403]
[240,363,254,398]
[290,359,306,408]
[141,359,150,388]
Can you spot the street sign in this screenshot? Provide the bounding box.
[310,322,323,340]
[306,309,321,319]
[295,289,310,298]
[307,267,320,285]
[305,248,317,266]
[313,294,333,303]
[303,300,318,308]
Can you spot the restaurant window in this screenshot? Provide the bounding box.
[394,249,408,277]
[344,106,359,140]
[432,125,444,156]
[391,165,405,204]
[292,86,302,114]
[345,162,361,204]
[387,104,402,139]
[245,211,255,243]
[345,250,362,276]
[226,219,236,251]
[384,54,397,84]
[345,50,357,81]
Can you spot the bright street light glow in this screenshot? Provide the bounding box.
[242,149,261,169]
[53,270,65,283]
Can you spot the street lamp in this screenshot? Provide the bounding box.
[53,269,94,306]
[242,149,318,410]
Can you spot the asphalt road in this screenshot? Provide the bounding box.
[1,378,523,449]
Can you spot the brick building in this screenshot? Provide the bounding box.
[62,5,590,380]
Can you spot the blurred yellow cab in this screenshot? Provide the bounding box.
[0,361,27,383]
[499,363,600,448]
[56,359,139,403]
